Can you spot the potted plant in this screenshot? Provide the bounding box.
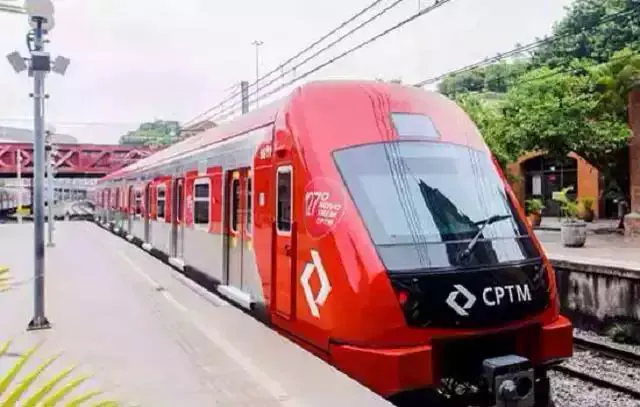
[525,198,545,227]
[553,186,587,247]
[577,197,595,222]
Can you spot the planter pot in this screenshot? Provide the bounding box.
[560,220,587,248]
[527,213,542,227]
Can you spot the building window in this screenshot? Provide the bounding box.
[157,185,166,220]
[194,179,210,227]
[276,166,292,232]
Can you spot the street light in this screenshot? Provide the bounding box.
[4,0,71,331]
[252,40,263,108]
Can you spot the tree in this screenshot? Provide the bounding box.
[119,120,181,146]
[498,62,631,189]
[438,60,530,97]
[532,0,640,68]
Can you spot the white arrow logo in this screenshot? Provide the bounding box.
[446,284,476,316]
[300,249,332,318]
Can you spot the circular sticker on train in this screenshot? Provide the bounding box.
[303,177,347,239]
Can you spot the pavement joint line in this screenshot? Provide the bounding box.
[84,222,298,405]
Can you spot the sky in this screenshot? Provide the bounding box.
[0,0,575,144]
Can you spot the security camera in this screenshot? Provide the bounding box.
[52,56,69,75]
[6,51,27,73]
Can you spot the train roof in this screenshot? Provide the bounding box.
[100,96,285,183]
[98,79,479,184]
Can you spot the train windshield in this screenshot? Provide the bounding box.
[333,141,541,272]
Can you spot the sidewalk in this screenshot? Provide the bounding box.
[534,217,621,233]
[535,229,640,272]
[0,222,392,407]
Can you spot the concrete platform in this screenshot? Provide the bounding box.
[535,230,640,272]
[0,222,393,407]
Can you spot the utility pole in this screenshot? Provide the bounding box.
[16,149,23,224]
[5,0,70,331]
[252,40,263,108]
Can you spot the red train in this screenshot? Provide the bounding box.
[95,80,573,407]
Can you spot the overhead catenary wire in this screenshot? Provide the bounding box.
[208,0,455,124]
[181,0,400,128]
[413,4,640,87]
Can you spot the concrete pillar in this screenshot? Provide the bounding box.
[624,84,640,236]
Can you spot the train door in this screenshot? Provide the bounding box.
[225,168,249,289]
[171,178,185,258]
[273,164,294,318]
[127,185,134,233]
[144,183,151,242]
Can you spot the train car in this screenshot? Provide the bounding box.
[95,80,573,407]
[0,187,22,217]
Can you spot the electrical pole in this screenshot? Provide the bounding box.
[252,40,263,108]
[5,0,70,331]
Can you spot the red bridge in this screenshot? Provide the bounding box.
[0,143,159,177]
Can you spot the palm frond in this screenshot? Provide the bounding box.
[0,266,13,292]
[0,341,122,406]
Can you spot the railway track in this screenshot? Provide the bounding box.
[550,336,640,400]
[573,336,640,367]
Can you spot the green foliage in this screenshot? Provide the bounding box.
[438,61,530,97]
[0,266,11,292]
[0,341,120,406]
[552,186,579,220]
[499,61,632,171]
[579,197,595,211]
[525,198,545,214]
[532,0,640,68]
[119,120,181,146]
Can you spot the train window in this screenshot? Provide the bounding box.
[276,166,292,233]
[333,141,540,271]
[135,190,142,216]
[194,178,210,227]
[246,176,252,235]
[157,185,166,220]
[176,181,184,222]
[391,113,440,139]
[230,178,240,233]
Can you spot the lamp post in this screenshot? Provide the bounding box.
[5,0,71,331]
[252,40,263,108]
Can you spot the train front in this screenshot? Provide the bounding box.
[286,81,573,407]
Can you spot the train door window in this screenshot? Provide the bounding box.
[246,175,252,235]
[194,178,210,229]
[157,184,166,220]
[145,184,151,218]
[177,181,184,223]
[230,177,240,233]
[276,166,292,233]
[135,189,142,217]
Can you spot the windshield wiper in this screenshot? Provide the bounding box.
[456,214,512,263]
